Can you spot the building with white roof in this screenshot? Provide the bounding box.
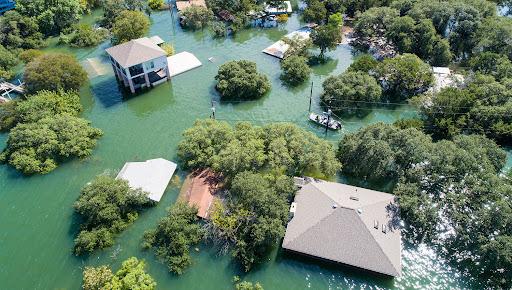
[106,37,170,93]
[116,158,177,202]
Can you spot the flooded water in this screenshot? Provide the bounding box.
[0,9,473,290]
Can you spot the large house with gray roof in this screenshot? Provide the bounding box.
[106,37,170,93]
[283,179,402,277]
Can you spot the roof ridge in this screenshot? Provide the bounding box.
[311,181,394,208]
[355,210,401,276]
[283,184,338,247]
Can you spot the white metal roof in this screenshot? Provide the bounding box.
[167,51,202,77]
[432,67,450,75]
[116,158,177,202]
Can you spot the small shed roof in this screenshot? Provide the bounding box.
[432,67,451,75]
[106,37,166,68]
[282,180,402,277]
[116,158,177,202]
[181,169,221,219]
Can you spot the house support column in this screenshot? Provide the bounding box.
[128,78,135,93]
[144,73,151,87]
[165,66,171,80]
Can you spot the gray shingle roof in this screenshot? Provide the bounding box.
[105,37,166,68]
[282,180,402,277]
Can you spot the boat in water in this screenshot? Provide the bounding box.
[309,112,342,130]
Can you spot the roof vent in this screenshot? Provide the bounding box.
[382,224,387,234]
[350,196,359,201]
[357,208,362,214]
[332,203,338,209]
[374,220,379,229]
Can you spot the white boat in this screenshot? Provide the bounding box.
[309,112,342,130]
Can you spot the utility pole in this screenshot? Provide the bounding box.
[308,81,313,112]
[210,100,216,120]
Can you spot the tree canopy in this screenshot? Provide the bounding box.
[338,123,512,288]
[0,115,103,175]
[111,10,150,45]
[23,53,87,94]
[0,45,19,80]
[73,175,153,255]
[177,120,341,179]
[321,71,382,114]
[215,61,271,100]
[280,55,311,86]
[375,53,433,99]
[0,11,46,51]
[82,257,156,290]
[0,90,81,131]
[16,0,82,35]
[207,172,295,271]
[143,201,203,274]
[181,6,214,30]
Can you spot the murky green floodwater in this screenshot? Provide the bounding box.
[0,9,485,290]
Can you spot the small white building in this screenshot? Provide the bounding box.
[432,66,464,93]
[106,37,170,93]
[116,158,177,202]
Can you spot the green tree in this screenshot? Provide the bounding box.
[0,45,19,80]
[0,115,103,175]
[83,265,113,290]
[353,7,399,38]
[321,71,382,114]
[302,0,327,24]
[83,257,156,290]
[469,52,512,80]
[143,201,203,275]
[102,0,128,28]
[347,54,379,73]
[475,16,512,60]
[215,60,271,100]
[18,49,44,64]
[375,53,433,99]
[1,90,81,131]
[16,0,82,35]
[74,175,153,255]
[177,120,341,179]
[233,276,264,290]
[161,43,175,56]
[23,53,87,94]
[69,24,109,47]
[280,55,311,86]
[0,11,45,51]
[181,6,214,30]
[208,172,294,271]
[111,10,150,45]
[148,0,164,10]
[106,257,156,289]
[385,16,415,52]
[311,24,341,59]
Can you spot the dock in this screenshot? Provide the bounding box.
[0,80,25,102]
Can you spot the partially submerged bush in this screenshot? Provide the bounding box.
[280,55,311,86]
[215,60,271,99]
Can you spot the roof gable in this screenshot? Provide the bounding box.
[282,181,402,276]
[106,37,166,68]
